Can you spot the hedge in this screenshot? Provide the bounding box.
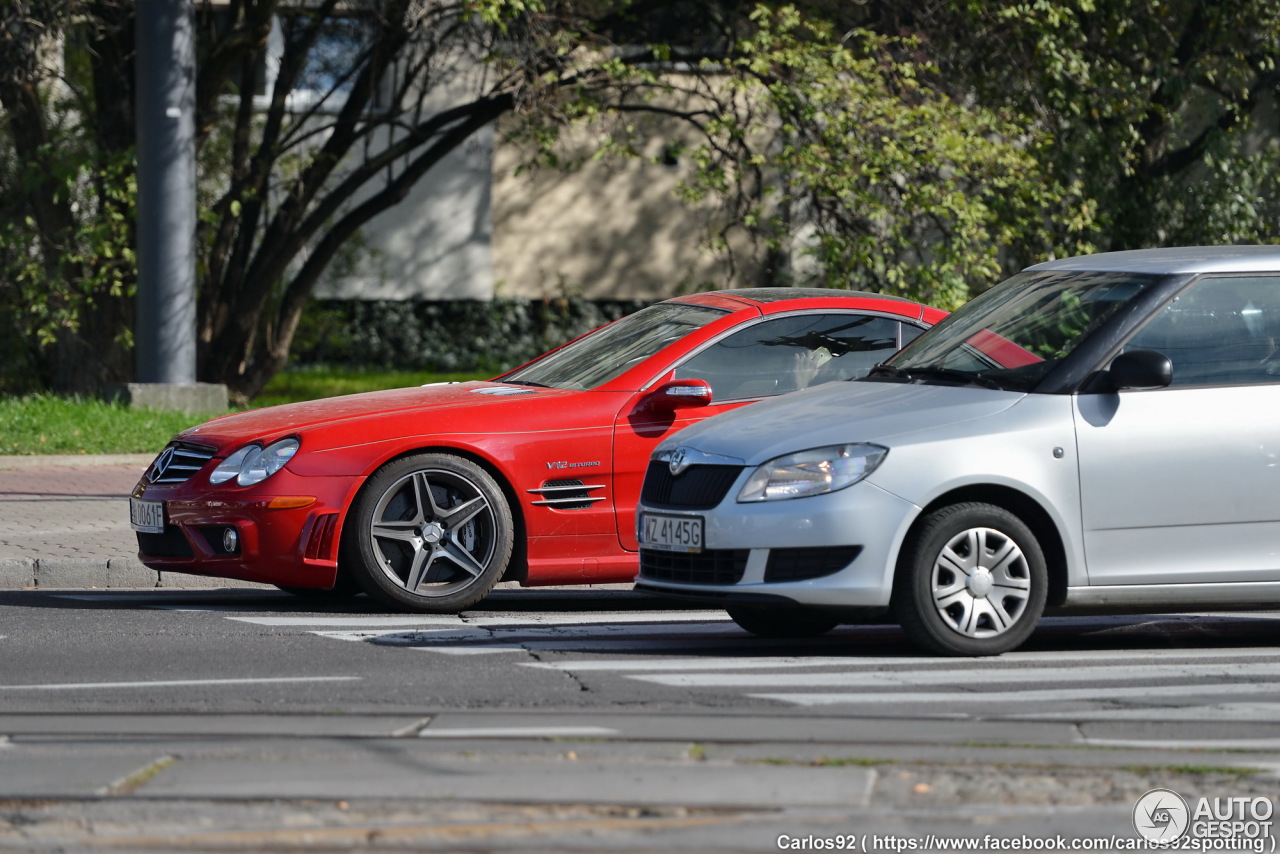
[291,297,650,374]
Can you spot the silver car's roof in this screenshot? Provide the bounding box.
[1028,245,1280,275]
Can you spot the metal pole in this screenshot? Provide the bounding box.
[135,0,196,385]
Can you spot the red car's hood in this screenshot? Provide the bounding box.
[178,381,580,450]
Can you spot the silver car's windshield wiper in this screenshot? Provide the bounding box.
[912,366,1003,390]
[868,364,909,380]
[871,364,1005,391]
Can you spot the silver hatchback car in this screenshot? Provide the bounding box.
[635,246,1280,655]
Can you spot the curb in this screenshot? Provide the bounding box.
[0,454,275,591]
[0,453,155,471]
[0,557,271,591]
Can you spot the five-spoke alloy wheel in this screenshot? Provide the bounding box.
[342,453,514,613]
[896,502,1046,656]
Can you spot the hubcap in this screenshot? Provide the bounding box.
[368,469,495,598]
[968,567,994,598]
[930,526,1030,639]
[420,522,445,545]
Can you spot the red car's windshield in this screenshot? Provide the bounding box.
[499,303,730,390]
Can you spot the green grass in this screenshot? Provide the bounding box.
[0,368,489,456]
[0,394,224,456]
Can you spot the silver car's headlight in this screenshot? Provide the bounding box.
[209,438,300,486]
[737,443,887,502]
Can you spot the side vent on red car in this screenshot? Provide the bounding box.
[527,479,605,510]
[304,512,341,561]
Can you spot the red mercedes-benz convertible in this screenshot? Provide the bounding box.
[131,289,943,612]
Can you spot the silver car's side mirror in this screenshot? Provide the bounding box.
[1108,349,1173,390]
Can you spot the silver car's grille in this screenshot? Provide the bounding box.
[639,548,749,585]
[146,442,217,484]
[640,461,742,510]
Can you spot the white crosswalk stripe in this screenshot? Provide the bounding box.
[64,593,1280,721]
[305,616,744,654]
[225,611,729,628]
[628,661,1280,688]
[526,642,1280,717]
[266,610,1280,719]
[634,656,1280,720]
[751,682,1280,706]
[529,646,1280,670]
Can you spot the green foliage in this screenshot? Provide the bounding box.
[0,2,138,393]
[466,0,548,30]
[7,0,1280,401]
[0,149,137,349]
[716,5,1095,308]
[1161,150,1280,247]
[0,129,138,390]
[941,0,1280,250]
[291,297,647,374]
[528,3,1097,310]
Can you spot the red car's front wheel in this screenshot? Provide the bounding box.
[342,453,515,613]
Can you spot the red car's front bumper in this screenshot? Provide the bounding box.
[132,469,362,589]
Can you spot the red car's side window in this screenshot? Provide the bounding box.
[673,313,907,401]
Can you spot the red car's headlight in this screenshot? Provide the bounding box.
[209,438,300,487]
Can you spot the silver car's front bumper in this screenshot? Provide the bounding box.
[636,480,918,609]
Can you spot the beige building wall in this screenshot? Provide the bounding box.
[491,116,767,301]
[312,48,498,302]
[314,123,496,301]
[320,70,772,303]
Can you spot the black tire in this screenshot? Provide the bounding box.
[727,603,840,638]
[895,502,1046,656]
[340,453,514,613]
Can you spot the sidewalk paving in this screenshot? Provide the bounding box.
[0,454,269,590]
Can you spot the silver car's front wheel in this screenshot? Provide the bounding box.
[930,527,1031,639]
[343,454,514,613]
[896,502,1046,656]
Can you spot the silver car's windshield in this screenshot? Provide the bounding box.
[500,303,730,390]
[881,271,1159,391]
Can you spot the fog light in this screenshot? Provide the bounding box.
[222,528,239,554]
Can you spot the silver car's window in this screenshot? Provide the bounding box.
[1125,275,1280,386]
[500,303,729,390]
[675,313,907,401]
[887,271,1155,391]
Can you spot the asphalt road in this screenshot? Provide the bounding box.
[3,456,1280,851]
[4,586,1280,851]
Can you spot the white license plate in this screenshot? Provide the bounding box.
[641,513,703,553]
[130,497,165,534]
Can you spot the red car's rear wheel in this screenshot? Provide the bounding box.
[342,453,514,613]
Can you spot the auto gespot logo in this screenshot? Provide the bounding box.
[1134,788,1274,846]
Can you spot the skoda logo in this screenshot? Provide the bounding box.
[148,447,175,483]
[669,447,691,477]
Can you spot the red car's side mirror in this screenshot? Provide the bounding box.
[646,379,713,412]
